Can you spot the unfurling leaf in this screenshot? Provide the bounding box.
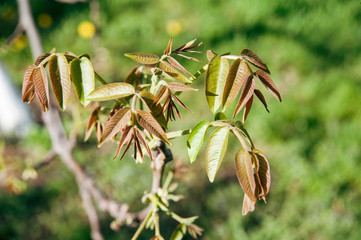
[241,49,270,74]
[254,70,282,102]
[242,95,253,123]
[214,112,227,121]
[187,120,209,163]
[135,128,153,161]
[163,37,173,55]
[84,107,99,141]
[235,149,257,202]
[242,192,256,215]
[70,57,95,106]
[136,110,170,144]
[170,224,187,240]
[124,52,159,64]
[113,126,133,160]
[233,75,255,118]
[254,89,269,112]
[253,149,271,200]
[34,53,51,66]
[167,82,197,92]
[49,54,71,110]
[206,126,230,182]
[33,66,49,111]
[22,64,36,103]
[160,61,191,83]
[222,59,249,110]
[206,50,216,62]
[166,56,194,77]
[139,91,167,128]
[205,55,229,112]
[86,83,135,101]
[99,107,131,146]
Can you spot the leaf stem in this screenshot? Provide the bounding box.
[166,129,191,139]
[95,72,108,85]
[189,64,208,82]
[131,208,153,240]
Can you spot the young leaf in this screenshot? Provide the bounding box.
[124,52,160,64]
[166,56,194,77]
[205,55,229,112]
[206,50,216,62]
[205,126,230,182]
[254,70,282,102]
[84,107,99,141]
[99,107,131,146]
[242,95,253,123]
[86,83,135,101]
[214,112,227,121]
[70,57,95,107]
[135,128,153,161]
[233,75,255,118]
[235,149,257,202]
[170,224,187,240]
[136,110,170,144]
[241,49,270,74]
[222,60,249,110]
[167,82,197,92]
[242,193,256,216]
[159,61,192,83]
[253,149,271,200]
[139,91,167,128]
[113,126,133,159]
[187,120,210,163]
[22,64,36,102]
[49,54,71,110]
[35,53,51,66]
[33,66,49,111]
[254,89,269,112]
[163,36,173,55]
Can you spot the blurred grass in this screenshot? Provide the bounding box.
[1,0,361,239]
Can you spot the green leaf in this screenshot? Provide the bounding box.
[124,52,160,64]
[205,55,229,112]
[205,126,230,182]
[222,60,249,111]
[49,54,71,110]
[187,120,210,163]
[86,83,135,101]
[99,107,131,146]
[70,57,95,107]
[170,224,187,240]
[214,112,227,121]
[235,149,257,202]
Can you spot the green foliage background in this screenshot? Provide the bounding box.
[1,0,361,239]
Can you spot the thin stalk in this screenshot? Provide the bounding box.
[131,208,153,240]
[189,64,208,82]
[166,129,191,139]
[95,72,108,85]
